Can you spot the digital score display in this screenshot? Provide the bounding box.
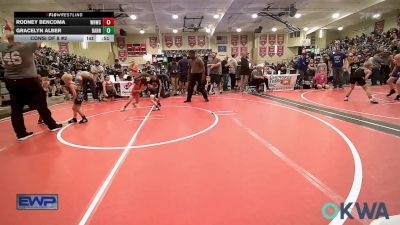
[13,12,115,42]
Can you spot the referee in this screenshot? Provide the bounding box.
[184,50,209,102]
[0,24,62,140]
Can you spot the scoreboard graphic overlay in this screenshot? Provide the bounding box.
[14,12,115,42]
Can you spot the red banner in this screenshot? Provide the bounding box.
[277,46,284,57]
[240,35,248,46]
[149,37,157,49]
[164,36,173,48]
[197,36,205,47]
[277,34,285,45]
[231,47,239,56]
[259,47,267,57]
[231,34,239,46]
[118,50,127,62]
[58,42,69,53]
[268,34,276,45]
[175,36,182,48]
[374,20,385,34]
[240,47,248,56]
[188,36,196,47]
[268,46,275,57]
[259,35,267,46]
[116,37,125,49]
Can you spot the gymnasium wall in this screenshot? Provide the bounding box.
[340,11,400,39]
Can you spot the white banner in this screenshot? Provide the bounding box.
[115,81,134,96]
[267,74,299,91]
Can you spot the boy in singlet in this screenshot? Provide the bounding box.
[344,61,378,104]
[61,73,89,123]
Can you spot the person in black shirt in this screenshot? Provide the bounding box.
[344,61,378,104]
[147,73,162,111]
[239,53,251,92]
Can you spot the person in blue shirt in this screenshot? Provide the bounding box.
[329,50,347,88]
[297,54,308,86]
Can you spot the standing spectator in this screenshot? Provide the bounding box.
[239,53,251,92]
[91,60,105,100]
[371,51,383,85]
[168,58,179,95]
[208,52,222,94]
[113,59,122,81]
[0,30,62,140]
[178,54,189,95]
[306,58,317,81]
[184,50,208,103]
[381,51,392,84]
[297,54,308,86]
[329,50,347,88]
[228,54,238,90]
[221,56,230,91]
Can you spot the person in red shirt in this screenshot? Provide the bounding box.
[314,67,330,89]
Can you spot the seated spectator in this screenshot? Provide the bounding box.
[251,65,269,92]
[314,67,330,89]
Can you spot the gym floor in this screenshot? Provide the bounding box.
[0,87,399,225]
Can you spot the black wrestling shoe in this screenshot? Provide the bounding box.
[395,95,400,101]
[17,132,34,141]
[79,117,88,124]
[68,118,78,124]
[184,100,191,103]
[50,124,63,132]
[387,89,396,96]
[38,119,44,125]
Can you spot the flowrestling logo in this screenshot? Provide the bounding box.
[322,202,389,220]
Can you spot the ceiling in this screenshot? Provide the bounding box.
[0,0,399,35]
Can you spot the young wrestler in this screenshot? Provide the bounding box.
[147,73,162,111]
[121,76,146,111]
[344,61,378,104]
[61,73,89,123]
[386,53,400,100]
[102,74,117,101]
[314,66,330,89]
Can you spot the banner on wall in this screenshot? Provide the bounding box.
[149,37,157,49]
[240,35,248,46]
[240,47,248,55]
[175,36,183,48]
[268,46,275,57]
[165,36,173,48]
[277,46,284,57]
[231,34,239,46]
[188,36,196,47]
[259,35,267,46]
[268,34,276,45]
[259,47,267,57]
[116,37,125,49]
[374,20,385,34]
[218,46,227,53]
[118,50,127,62]
[58,42,69,53]
[277,34,285,45]
[231,47,239,56]
[198,36,206,47]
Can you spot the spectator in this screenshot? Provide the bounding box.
[168,58,179,95]
[228,54,238,90]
